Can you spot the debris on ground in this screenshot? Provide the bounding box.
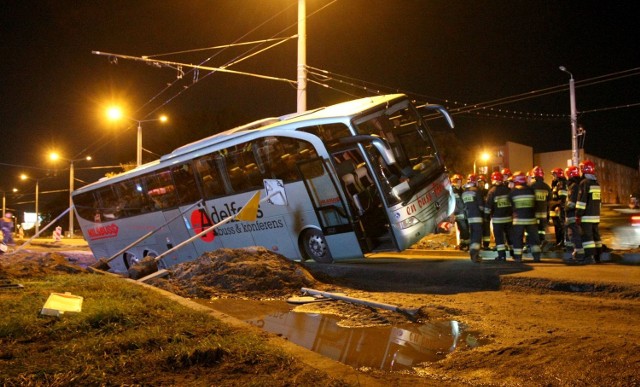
[151,247,319,300]
[411,230,457,250]
[0,251,89,279]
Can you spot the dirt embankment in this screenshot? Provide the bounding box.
[3,245,640,386]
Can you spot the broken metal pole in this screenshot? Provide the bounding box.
[301,287,419,316]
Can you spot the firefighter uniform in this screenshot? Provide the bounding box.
[564,166,584,261]
[485,171,512,262]
[508,172,541,262]
[550,168,568,247]
[576,160,602,264]
[530,166,552,248]
[462,174,484,262]
[477,175,491,249]
[451,174,470,251]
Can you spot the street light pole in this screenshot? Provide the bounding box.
[69,160,75,236]
[35,179,39,236]
[136,121,143,167]
[297,0,307,113]
[559,66,579,166]
[2,188,17,218]
[50,153,91,237]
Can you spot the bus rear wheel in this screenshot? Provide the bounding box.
[301,228,333,263]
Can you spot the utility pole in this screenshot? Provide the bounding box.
[297,0,307,113]
[559,66,579,166]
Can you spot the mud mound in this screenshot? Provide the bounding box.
[412,231,457,250]
[157,247,317,300]
[0,251,87,279]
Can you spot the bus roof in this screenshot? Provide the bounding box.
[162,93,405,161]
[74,93,406,194]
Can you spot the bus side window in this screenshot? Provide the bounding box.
[97,187,120,220]
[144,170,178,209]
[171,163,200,205]
[194,155,226,198]
[225,142,262,193]
[73,191,99,222]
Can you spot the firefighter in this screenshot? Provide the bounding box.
[502,168,514,189]
[508,171,541,262]
[450,174,470,251]
[462,174,484,262]
[564,165,583,262]
[549,167,568,248]
[477,174,491,249]
[576,160,602,264]
[485,171,512,262]
[530,166,552,249]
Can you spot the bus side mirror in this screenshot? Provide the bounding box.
[421,104,455,129]
[339,135,397,166]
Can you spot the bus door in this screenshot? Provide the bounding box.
[330,149,395,252]
[297,157,364,261]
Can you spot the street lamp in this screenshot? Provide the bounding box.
[474,151,490,175]
[50,152,92,237]
[106,107,168,166]
[559,66,579,166]
[20,174,40,235]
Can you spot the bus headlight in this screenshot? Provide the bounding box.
[399,216,420,229]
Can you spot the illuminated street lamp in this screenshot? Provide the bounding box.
[474,151,490,175]
[106,107,168,166]
[50,152,92,237]
[559,66,579,166]
[2,188,18,217]
[20,174,40,235]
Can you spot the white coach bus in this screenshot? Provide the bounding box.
[72,94,455,271]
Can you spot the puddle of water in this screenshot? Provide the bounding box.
[197,299,485,372]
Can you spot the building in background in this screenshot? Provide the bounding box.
[473,142,639,206]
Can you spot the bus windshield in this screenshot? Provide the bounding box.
[354,101,444,204]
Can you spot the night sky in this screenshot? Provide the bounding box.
[1,0,638,214]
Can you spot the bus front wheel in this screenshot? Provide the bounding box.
[301,229,333,264]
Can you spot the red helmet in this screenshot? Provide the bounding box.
[451,174,463,182]
[501,168,512,181]
[490,171,503,183]
[565,165,580,178]
[478,174,487,182]
[551,167,564,178]
[466,173,478,186]
[579,159,595,174]
[531,166,544,178]
[512,171,527,185]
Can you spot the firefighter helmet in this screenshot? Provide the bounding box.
[466,173,478,186]
[451,174,463,182]
[565,165,580,178]
[501,168,512,181]
[490,171,503,184]
[551,167,564,178]
[531,166,544,178]
[512,171,527,185]
[579,159,595,175]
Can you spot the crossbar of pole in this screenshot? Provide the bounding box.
[92,51,295,84]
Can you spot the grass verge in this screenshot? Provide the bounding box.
[0,273,349,386]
